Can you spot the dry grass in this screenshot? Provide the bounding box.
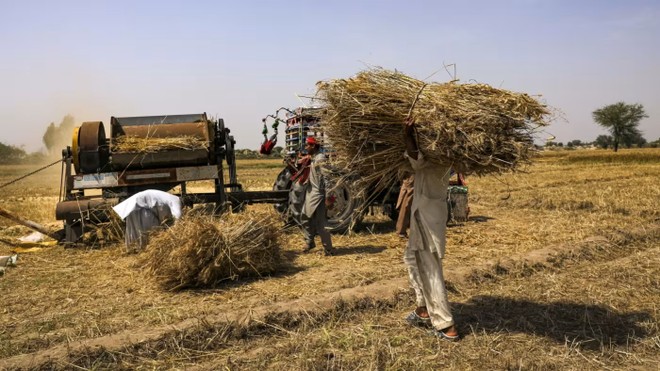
[140,209,285,291]
[112,135,208,153]
[316,68,552,191]
[0,148,658,369]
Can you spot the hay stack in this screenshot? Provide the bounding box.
[113,135,208,153]
[141,210,283,290]
[316,68,551,185]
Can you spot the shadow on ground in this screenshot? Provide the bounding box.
[455,295,652,349]
[467,215,495,223]
[356,219,397,234]
[183,250,306,293]
[333,245,387,256]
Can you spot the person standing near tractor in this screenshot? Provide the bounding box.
[300,136,334,256]
[401,118,459,341]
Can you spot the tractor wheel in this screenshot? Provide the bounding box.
[324,174,365,233]
[272,167,293,214]
[272,168,364,234]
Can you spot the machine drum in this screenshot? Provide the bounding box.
[77,121,109,174]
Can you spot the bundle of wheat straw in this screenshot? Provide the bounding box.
[316,68,551,187]
[113,135,208,153]
[141,210,283,291]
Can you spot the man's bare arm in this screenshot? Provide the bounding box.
[404,117,419,160]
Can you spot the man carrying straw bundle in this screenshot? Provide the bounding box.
[300,137,334,256]
[402,118,459,341]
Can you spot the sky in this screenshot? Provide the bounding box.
[1,0,658,152]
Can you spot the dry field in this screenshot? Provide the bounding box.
[0,149,658,370]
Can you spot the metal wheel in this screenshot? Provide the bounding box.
[77,121,108,174]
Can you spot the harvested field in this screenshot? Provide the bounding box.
[0,148,658,370]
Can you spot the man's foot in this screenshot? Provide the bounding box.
[303,245,315,253]
[397,233,407,238]
[323,249,334,256]
[431,325,459,342]
[415,306,430,318]
[405,311,431,328]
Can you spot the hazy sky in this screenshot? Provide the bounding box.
[1,0,658,152]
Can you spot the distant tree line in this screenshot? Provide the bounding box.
[0,114,76,164]
[545,135,656,150]
[0,142,48,165]
[545,102,655,150]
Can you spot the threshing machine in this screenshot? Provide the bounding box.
[55,113,288,243]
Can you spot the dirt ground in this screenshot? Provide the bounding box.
[0,149,658,370]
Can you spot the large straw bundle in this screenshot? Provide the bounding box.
[113,135,208,153]
[316,68,551,185]
[141,210,283,290]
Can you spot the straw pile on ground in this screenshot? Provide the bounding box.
[316,68,551,185]
[141,210,283,290]
[113,135,208,153]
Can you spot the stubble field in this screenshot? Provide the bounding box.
[0,148,658,370]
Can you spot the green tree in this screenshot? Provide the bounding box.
[621,131,647,148]
[592,102,647,152]
[0,142,27,164]
[594,135,613,149]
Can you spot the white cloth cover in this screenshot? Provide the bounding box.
[112,190,183,252]
[112,190,182,221]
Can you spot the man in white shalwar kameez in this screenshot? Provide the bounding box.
[402,118,459,341]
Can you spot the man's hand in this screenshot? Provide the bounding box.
[404,117,415,135]
[403,117,419,160]
[325,194,337,210]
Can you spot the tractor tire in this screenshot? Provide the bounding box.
[273,167,293,214]
[272,167,364,234]
[324,174,365,233]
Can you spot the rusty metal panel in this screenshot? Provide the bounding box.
[110,114,211,142]
[176,165,219,181]
[118,168,177,186]
[111,149,209,170]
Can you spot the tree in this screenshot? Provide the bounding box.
[594,135,613,149]
[621,131,647,148]
[567,139,582,148]
[592,102,648,152]
[0,142,27,164]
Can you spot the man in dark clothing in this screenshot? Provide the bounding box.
[300,137,334,255]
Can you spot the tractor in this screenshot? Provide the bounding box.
[263,107,401,233]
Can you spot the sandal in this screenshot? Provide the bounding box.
[405,311,431,328]
[430,328,460,342]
